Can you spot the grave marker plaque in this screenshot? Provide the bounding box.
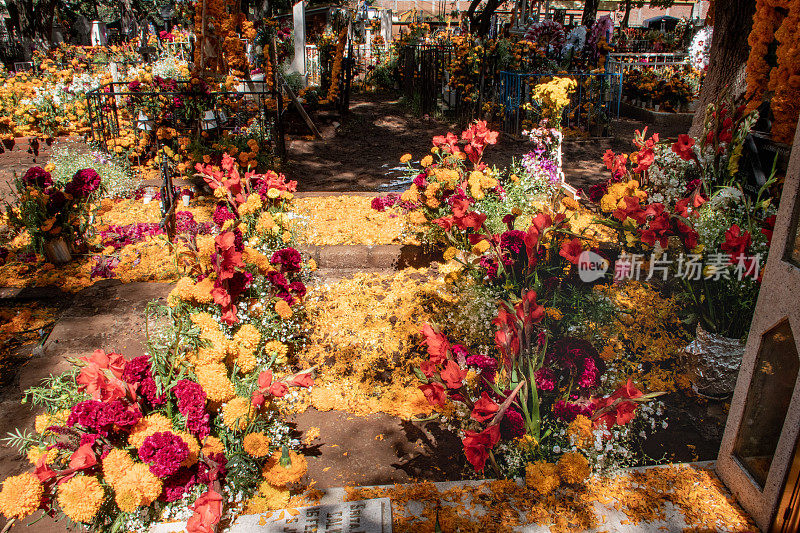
[229,498,392,533]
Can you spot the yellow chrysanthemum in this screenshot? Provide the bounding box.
[195,362,236,403]
[58,475,104,523]
[264,340,289,366]
[557,452,591,485]
[113,463,162,513]
[128,413,173,449]
[201,436,225,457]
[0,473,43,519]
[243,432,271,458]
[223,397,254,431]
[525,461,560,495]
[103,449,136,487]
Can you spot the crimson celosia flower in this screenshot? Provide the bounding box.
[139,431,189,477]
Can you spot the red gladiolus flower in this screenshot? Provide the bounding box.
[671,134,696,161]
[440,360,468,389]
[639,211,673,248]
[612,196,646,224]
[420,359,439,378]
[590,379,644,429]
[721,224,752,264]
[431,216,455,232]
[462,424,501,471]
[421,324,450,364]
[514,290,544,328]
[761,215,777,247]
[419,382,447,407]
[471,392,500,423]
[559,238,583,264]
[455,211,487,231]
[289,372,314,389]
[34,455,56,482]
[186,489,223,533]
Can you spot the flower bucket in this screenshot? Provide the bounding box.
[684,324,745,399]
[182,195,191,207]
[43,237,72,264]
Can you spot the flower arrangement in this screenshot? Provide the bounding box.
[590,100,775,340]
[529,77,577,130]
[4,166,103,254]
[0,155,316,532]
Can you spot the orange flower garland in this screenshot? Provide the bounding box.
[745,0,800,142]
[768,0,800,142]
[320,28,348,105]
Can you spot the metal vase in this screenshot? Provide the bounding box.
[684,324,746,399]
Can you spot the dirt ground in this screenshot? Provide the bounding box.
[284,93,690,194]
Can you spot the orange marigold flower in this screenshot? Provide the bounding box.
[275,299,293,319]
[223,396,254,431]
[243,432,271,458]
[201,436,225,457]
[57,475,104,523]
[0,473,43,519]
[113,463,162,513]
[525,461,560,495]
[557,452,591,485]
[195,362,236,403]
[128,413,173,449]
[400,153,412,163]
[261,450,308,488]
[103,449,135,487]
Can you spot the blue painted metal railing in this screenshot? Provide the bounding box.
[499,71,623,135]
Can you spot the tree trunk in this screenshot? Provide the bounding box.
[621,0,632,28]
[689,0,756,135]
[581,0,600,26]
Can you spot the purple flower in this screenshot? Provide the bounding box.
[500,230,526,254]
[65,169,101,199]
[270,248,302,272]
[500,408,526,440]
[534,367,556,391]
[163,467,197,502]
[553,399,595,422]
[174,380,210,439]
[212,204,236,228]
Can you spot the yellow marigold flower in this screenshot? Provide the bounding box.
[264,340,289,366]
[282,231,292,243]
[275,299,293,319]
[472,239,490,255]
[44,163,55,173]
[233,324,261,373]
[128,413,173,449]
[243,432,271,458]
[243,247,273,275]
[557,452,591,485]
[407,210,427,225]
[0,473,43,519]
[443,247,458,261]
[58,475,104,523]
[525,461,560,495]
[223,396,254,431]
[102,449,135,487]
[267,188,281,199]
[113,463,162,512]
[400,184,419,203]
[196,235,216,258]
[256,212,276,234]
[561,197,579,211]
[175,431,200,467]
[566,415,594,449]
[261,450,308,488]
[27,447,58,465]
[195,362,236,403]
[307,259,317,272]
[399,153,412,163]
[245,482,290,514]
[34,414,54,434]
[420,155,433,167]
[545,307,563,321]
[169,277,195,305]
[599,193,618,213]
[190,278,215,304]
[213,187,227,199]
[201,436,225,457]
